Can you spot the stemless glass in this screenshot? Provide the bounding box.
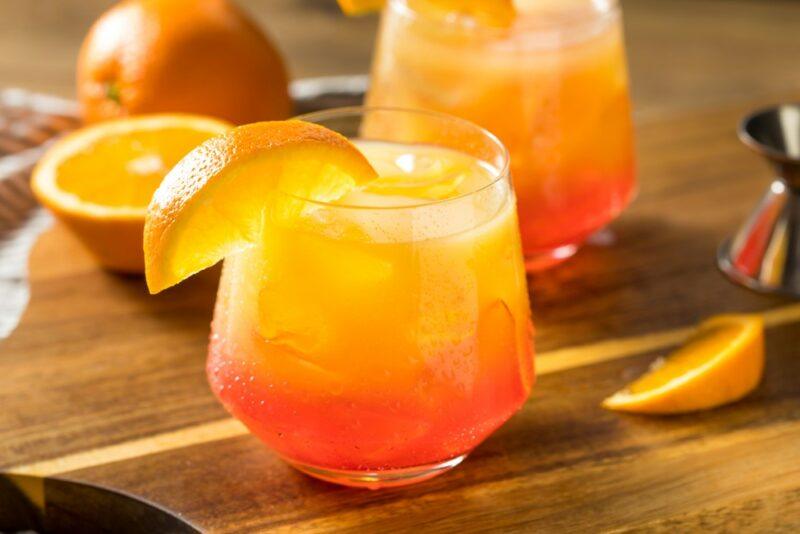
[207,108,534,488]
[368,0,636,270]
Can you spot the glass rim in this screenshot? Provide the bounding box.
[386,0,619,36]
[290,106,510,211]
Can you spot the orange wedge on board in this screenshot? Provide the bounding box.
[143,120,378,293]
[337,0,515,27]
[31,114,230,272]
[602,314,765,414]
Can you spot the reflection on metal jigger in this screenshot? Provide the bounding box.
[718,104,800,297]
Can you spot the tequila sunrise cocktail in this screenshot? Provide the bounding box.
[368,0,636,269]
[204,109,534,487]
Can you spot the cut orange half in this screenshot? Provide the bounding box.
[338,0,515,27]
[31,114,231,273]
[143,120,378,294]
[602,314,765,414]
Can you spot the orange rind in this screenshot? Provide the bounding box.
[143,120,378,293]
[603,314,765,414]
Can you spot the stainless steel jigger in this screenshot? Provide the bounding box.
[718,104,800,297]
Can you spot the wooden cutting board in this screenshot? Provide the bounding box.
[2,99,800,531]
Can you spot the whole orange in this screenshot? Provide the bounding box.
[77,0,291,124]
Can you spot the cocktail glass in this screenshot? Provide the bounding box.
[207,107,534,488]
[368,0,637,270]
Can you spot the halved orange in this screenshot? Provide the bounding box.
[338,0,515,27]
[602,314,765,414]
[143,120,378,293]
[31,114,230,272]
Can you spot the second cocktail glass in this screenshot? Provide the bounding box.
[207,108,534,488]
[368,0,637,269]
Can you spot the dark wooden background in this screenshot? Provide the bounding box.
[3,0,800,532]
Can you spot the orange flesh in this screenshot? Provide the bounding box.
[56,128,215,208]
[626,326,731,394]
[603,315,765,414]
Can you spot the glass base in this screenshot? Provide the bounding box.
[286,454,467,490]
[524,243,578,272]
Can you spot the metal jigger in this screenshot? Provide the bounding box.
[718,104,800,296]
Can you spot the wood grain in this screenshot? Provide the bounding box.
[3,99,800,530]
[10,296,800,478]
[37,320,800,532]
[0,225,226,468]
[3,0,800,531]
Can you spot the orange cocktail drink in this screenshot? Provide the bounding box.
[368,0,636,269]
[205,109,533,487]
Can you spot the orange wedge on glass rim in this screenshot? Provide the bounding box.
[143,120,378,294]
[31,114,230,273]
[602,314,765,414]
[337,0,515,27]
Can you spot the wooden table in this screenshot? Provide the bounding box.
[3,0,800,531]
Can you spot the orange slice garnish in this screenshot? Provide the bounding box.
[338,0,515,27]
[602,314,765,414]
[31,114,230,272]
[143,120,378,293]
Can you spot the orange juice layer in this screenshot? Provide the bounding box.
[367,0,636,259]
[208,141,534,470]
